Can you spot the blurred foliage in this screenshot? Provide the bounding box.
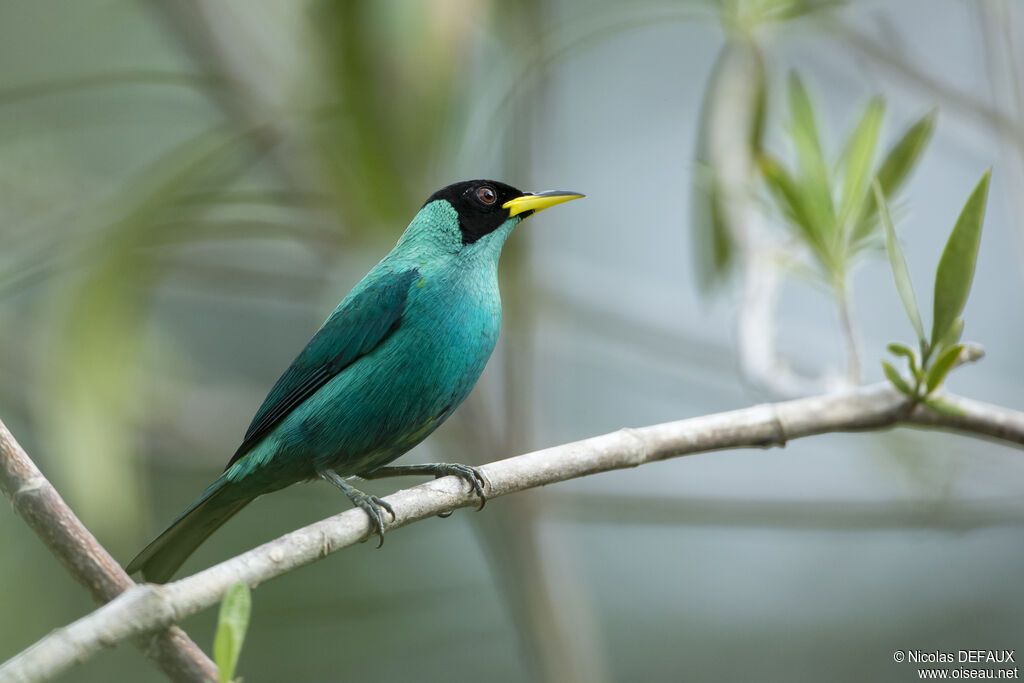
[691,0,938,385]
[691,0,935,305]
[691,39,767,291]
[758,74,935,290]
[691,0,846,292]
[712,0,847,32]
[307,0,486,230]
[40,127,261,532]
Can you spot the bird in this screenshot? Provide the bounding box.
[126,180,584,583]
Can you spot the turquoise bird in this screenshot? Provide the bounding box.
[127,180,583,582]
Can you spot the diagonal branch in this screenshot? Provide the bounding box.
[828,18,1024,147]
[3,384,1024,683]
[0,420,217,683]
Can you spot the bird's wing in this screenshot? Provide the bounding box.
[225,268,421,469]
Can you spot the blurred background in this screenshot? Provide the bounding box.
[1,1,1023,681]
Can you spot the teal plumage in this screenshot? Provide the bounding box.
[127,180,583,582]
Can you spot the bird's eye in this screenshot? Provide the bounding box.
[476,186,497,205]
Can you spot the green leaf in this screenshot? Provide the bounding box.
[214,582,252,683]
[876,110,937,191]
[839,97,885,232]
[759,154,830,267]
[691,40,767,293]
[759,0,847,23]
[691,161,733,291]
[925,343,964,394]
[886,342,920,378]
[787,73,836,241]
[923,395,965,417]
[931,170,991,349]
[692,49,733,291]
[936,318,964,354]
[852,110,936,245]
[882,361,915,397]
[745,42,768,155]
[875,182,926,344]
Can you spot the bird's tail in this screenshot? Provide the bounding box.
[126,475,254,583]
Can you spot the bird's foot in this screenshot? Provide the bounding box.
[346,489,395,548]
[318,469,395,547]
[358,462,490,512]
[427,463,489,512]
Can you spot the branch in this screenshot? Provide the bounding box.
[828,18,1024,147]
[146,0,324,207]
[0,420,217,683]
[3,384,1024,683]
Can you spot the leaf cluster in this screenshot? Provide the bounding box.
[759,73,936,288]
[877,171,991,413]
[715,0,846,33]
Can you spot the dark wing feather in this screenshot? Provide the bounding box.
[225,268,420,468]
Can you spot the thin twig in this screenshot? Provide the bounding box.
[828,18,1024,146]
[837,284,862,383]
[147,0,317,198]
[2,383,1023,683]
[977,1,1024,266]
[0,420,217,683]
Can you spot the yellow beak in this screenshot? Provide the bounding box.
[503,190,585,217]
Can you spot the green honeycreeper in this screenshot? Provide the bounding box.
[127,180,583,582]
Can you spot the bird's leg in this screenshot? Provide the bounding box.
[358,463,490,511]
[318,469,395,548]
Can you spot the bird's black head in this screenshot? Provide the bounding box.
[424,179,526,245]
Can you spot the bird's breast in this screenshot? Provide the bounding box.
[403,267,502,378]
[292,267,502,474]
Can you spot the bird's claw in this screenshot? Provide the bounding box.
[433,463,489,511]
[349,491,395,548]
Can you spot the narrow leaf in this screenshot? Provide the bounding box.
[925,343,964,394]
[882,361,915,397]
[886,342,920,378]
[931,170,991,348]
[759,154,830,268]
[214,582,252,683]
[923,395,966,416]
[767,0,847,22]
[875,182,926,344]
[936,317,964,353]
[853,109,936,244]
[691,161,733,291]
[747,43,768,155]
[876,110,937,194]
[690,43,744,291]
[886,342,914,357]
[691,41,764,292]
[839,97,885,231]
[787,73,836,240]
